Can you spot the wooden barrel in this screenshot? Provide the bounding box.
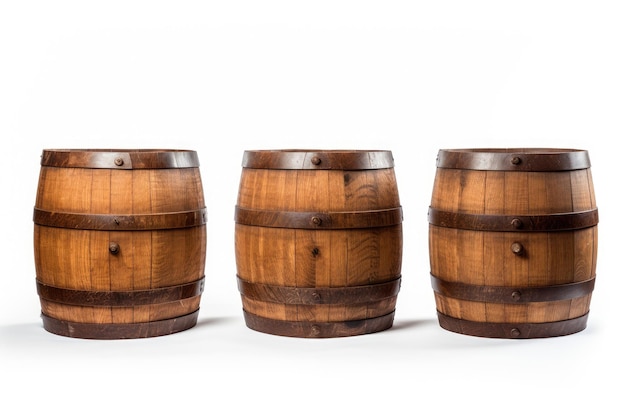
[428,148,599,338]
[234,150,403,338]
[33,149,207,339]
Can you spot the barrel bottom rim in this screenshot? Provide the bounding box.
[40,309,200,340]
[242,310,395,338]
[436,311,589,339]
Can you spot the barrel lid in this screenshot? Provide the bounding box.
[436,148,590,171]
[40,149,200,169]
[242,150,394,170]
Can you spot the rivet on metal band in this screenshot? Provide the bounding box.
[40,149,201,169]
[40,309,200,340]
[241,150,395,170]
[235,206,403,229]
[428,207,598,232]
[237,276,401,305]
[33,208,208,230]
[430,274,595,303]
[436,311,589,339]
[36,277,205,307]
[242,310,396,338]
[435,148,591,171]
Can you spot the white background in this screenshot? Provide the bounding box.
[1,1,624,416]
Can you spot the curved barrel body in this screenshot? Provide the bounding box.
[428,148,598,338]
[33,149,207,339]
[429,148,598,338]
[235,150,403,338]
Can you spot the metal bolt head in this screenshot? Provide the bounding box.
[511,291,522,301]
[311,292,321,302]
[114,157,124,166]
[511,242,524,255]
[311,216,322,226]
[109,242,120,254]
[511,156,522,165]
[510,328,521,337]
[511,218,523,229]
[311,156,322,165]
[311,325,321,336]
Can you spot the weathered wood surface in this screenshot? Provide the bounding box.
[429,148,598,338]
[33,149,207,339]
[235,150,403,338]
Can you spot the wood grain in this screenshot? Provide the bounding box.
[428,148,598,338]
[33,149,207,339]
[235,150,403,338]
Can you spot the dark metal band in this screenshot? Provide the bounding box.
[431,275,595,303]
[36,277,205,307]
[235,206,403,229]
[33,208,207,230]
[237,276,401,305]
[436,148,590,171]
[436,311,589,339]
[40,149,200,169]
[40,309,200,339]
[428,207,599,232]
[242,310,395,338]
[241,150,394,170]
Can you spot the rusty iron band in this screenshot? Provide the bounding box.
[428,207,598,232]
[235,206,403,229]
[435,148,590,171]
[33,208,207,230]
[242,310,395,338]
[431,275,595,304]
[40,149,200,169]
[241,150,394,170]
[40,309,200,339]
[436,311,589,339]
[237,276,401,305]
[37,277,204,307]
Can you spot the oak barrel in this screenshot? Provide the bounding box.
[428,148,599,338]
[235,150,403,338]
[33,149,207,339]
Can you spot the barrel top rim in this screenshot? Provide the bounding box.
[42,149,197,153]
[242,149,395,170]
[436,148,591,171]
[40,149,201,169]
[438,148,588,154]
[243,149,392,153]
